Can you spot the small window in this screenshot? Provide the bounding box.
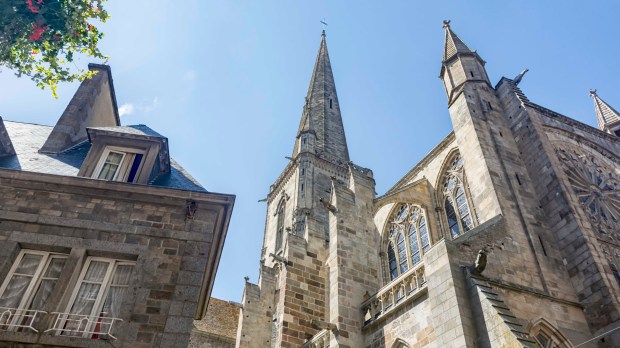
[329,99,333,109]
[94,147,145,183]
[614,128,620,137]
[60,257,135,338]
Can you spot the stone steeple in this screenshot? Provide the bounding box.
[292,30,350,163]
[442,20,475,62]
[440,21,490,105]
[590,89,620,136]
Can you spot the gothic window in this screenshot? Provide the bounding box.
[275,200,286,251]
[555,146,620,239]
[529,319,572,348]
[385,204,432,281]
[441,153,475,238]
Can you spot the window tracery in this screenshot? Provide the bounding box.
[555,146,620,239]
[385,204,431,281]
[441,154,475,238]
[529,319,572,348]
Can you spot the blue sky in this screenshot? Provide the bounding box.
[1,1,619,302]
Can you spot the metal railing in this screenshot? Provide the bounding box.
[44,312,123,340]
[0,307,47,333]
[302,329,331,348]
[361,263,427,327]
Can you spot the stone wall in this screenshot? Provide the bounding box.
[0,169,233,348]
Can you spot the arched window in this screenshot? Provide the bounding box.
[391,338,410,348]
[275,200,285,251]
[441,153,475,238]
[529,319,572,348]
[385,204,432,281]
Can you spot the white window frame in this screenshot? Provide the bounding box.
[0,250,68,320]
[92,146,146,182]
[61,257,135,338]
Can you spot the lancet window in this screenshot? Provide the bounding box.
[275,200,285,251]
[529,319,572,348]
[385,204,431,281]
[441,153,475,238]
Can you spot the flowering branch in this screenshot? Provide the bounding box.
[0,0,110,98]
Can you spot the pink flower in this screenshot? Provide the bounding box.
[28,22,47,41]
[25,0,39,13]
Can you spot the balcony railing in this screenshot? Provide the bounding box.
[45,312,123,340]
[361,263,427,328]
[0,307,47,333]
[302,329,331,348]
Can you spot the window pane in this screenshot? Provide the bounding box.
[397,234,408,273]
[445,197,460,238]
[0,275,31,308]
[111,265,133,286]
[30,257,67,310]
[388,243,398,280]
[420,218,430,253]
[98,152,124,180]
[106,152,123,165]
[461,214,474,232]
[70,283,101,315]
[84,261,109,283]
[409,224,420,266]
[15,254,43,275]
[98,163,119,180]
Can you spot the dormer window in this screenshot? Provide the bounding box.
[94,147,145,182]
[79,125,171,185]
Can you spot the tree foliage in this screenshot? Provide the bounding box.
[0,0,109,98]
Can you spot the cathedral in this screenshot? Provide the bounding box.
[223,22,620,348]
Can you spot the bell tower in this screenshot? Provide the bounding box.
[235,32,377,348]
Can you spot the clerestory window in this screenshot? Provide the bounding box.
[93,147,145,183]
[441,153,475,238]
[385,204,431,281]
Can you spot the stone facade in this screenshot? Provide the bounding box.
[190,298,240,348]
[0,66,234,347]
[232,23,620,348]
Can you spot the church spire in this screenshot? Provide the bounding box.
[439,21,490,104]
[292,31,350,163]
[590,89,620,135]
[442,20,475,62]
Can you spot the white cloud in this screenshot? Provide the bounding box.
[118,103,135,116]
[118,98,159,117]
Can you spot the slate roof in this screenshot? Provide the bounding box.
[88,125,165,138]
[0,121,206,192]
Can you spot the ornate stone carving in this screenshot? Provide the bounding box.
[555,146,620,238]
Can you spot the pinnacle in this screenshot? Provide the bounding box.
[443,21,475,62]
[590,90,620,131]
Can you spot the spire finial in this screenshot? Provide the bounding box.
[590,89,598,97]
[322,29,326,37]
[443,20,451,29]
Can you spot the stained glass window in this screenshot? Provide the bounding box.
[441,153,476,238]
[385,204,432,281]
